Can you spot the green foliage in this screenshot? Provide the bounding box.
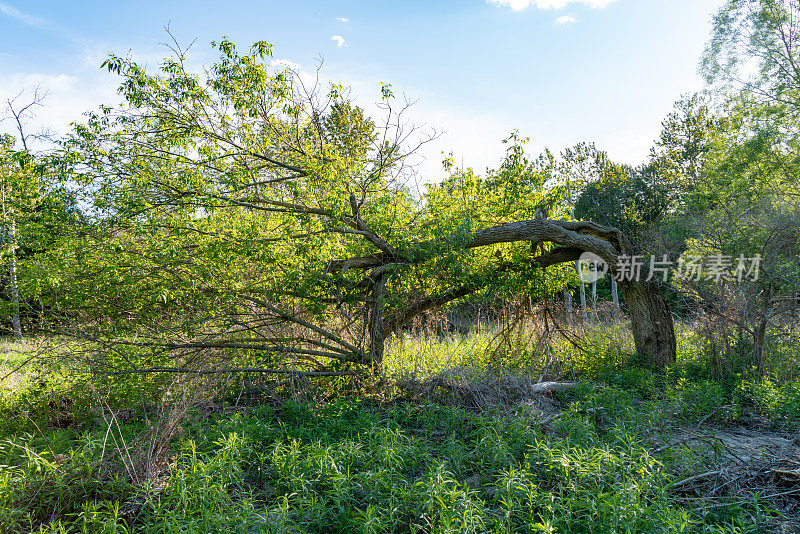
[0,396,766,533]
[734,378,800,426]
[384,331,496,378]
[403,131,576,307]
[5,18,800,532]
[574,154,668,245]
[0,134,79,334]
[670,379,729,421]
[702,0,800,111]
[0,430,133,533]
[1,329,795,532]
[36,36,607,379]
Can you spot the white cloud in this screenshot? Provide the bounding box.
[335,17,349,23]
[0,71,117,147]
[271,58,317,86]
[487,0,616,11]
[0,2,46,27]
[331,35,345,47]
[272,58,301,71]
[554,14,576,24]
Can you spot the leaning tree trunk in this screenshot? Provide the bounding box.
[619,278,676,368]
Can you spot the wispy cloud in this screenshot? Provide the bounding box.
[487,0,616,11]
[0,2,47,28]
[0,2,86,45]
[331,35,345,47]
[272,58,301,71]
[270,58,317,87]
[0,71,113,146]
[555,14,576,24]
[335,17,349,23]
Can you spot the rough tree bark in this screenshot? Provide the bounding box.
[618,278,676,369]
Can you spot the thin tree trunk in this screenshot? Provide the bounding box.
[567,181,589,326]
[368,273,389,365]
[577,260,587,323]
[591,274,597,321]
[752,285,772,373]
[9,232,21,338]
[611,277,620,321]
[753,318,768,373]
[1,183,21,338]
[564,289,573,326]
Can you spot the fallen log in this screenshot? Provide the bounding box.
[530,382,577,394]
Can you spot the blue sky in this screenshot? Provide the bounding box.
[0,0,724,181]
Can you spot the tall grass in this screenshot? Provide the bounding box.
[383,319,637,383]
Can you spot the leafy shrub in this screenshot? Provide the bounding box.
[734,378,800,426]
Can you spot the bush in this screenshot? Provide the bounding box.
[734,378,800,426]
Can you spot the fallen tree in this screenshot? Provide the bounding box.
[329,216,676,369]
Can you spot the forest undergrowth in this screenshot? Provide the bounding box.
[0,321,799,533]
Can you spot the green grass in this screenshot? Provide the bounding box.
[382,321,637,381]
[0,337,37,394]
[0,391,777,533]
[0,399,767,533]
[0,329,796,533]
[384,331,497,378]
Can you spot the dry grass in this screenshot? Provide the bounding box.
[664,426,800,531]
[395,364,574,414]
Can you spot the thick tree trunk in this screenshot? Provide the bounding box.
[619,278,676,368]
